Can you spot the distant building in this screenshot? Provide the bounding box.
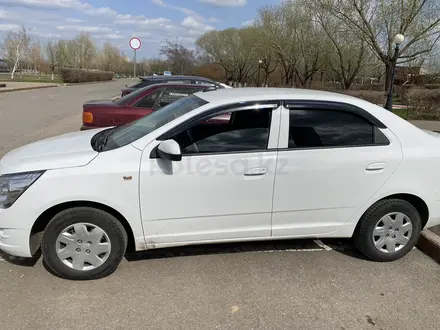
[395,66,421,85]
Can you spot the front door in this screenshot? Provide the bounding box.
[272,102,403,237]
[139,103,281,247]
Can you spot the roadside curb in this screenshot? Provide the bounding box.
[417,229,440,264]
[0,84,59,94]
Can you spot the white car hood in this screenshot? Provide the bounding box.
[0,129,105,175]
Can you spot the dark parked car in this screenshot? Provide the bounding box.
[81,83,217,130]
[120,75,224,97]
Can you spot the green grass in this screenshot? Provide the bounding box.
[392,108,409,119]
[0,75,62,84]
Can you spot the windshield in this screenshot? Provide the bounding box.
[113,86,156,106]
[103,94,208,151]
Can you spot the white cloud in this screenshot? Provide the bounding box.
[241,19,254,27]
[0,0,118,17]
[152,0,196,17]
[30,30,62,38]
[132,31,152,38]
[56,25,112,33]
[0,23,21,31]
[199,0,247,7]
[66,17,83,23]
[102,33,124,40]
[152,0,219,24]
[182,17,214,32]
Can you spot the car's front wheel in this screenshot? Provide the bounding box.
[354,199,422,262]
[41,207,127,280]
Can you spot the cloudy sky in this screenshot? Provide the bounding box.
[0,0,277,58]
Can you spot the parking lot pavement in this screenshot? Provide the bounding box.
[1,82,440,329]
[0,79,131,157]
[1,240,440,330]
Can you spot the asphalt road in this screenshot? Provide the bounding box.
[1,82,440,330]
[0,79,129,158]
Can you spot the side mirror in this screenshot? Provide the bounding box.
[157,140,182,161]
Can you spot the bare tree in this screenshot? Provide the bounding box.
[256,4,298,85]
[160,40,198,75]
[315,1,370,89]
[28,41,42,74]
[197,28,257,83]
[253,28,278,86]
[101,42,123,72]
[74,32,96,69]
[46,41,58,80]
[329,0,440,89]
[256,1,327,87]
[147,58,170,74]
[3,26,30,79]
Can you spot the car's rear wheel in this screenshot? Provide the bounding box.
[354,199,422,262]
[41,207,127,280]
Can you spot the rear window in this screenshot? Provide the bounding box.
[126,80,143,88]
[114,86,156,105]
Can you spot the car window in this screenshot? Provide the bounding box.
[171,108,272,154]
[194,80,215,86]
[139,80,153,88]
[165,80,191,84]
[114,86,157,106]
[126,81,143,88]
[134,88,164,108]
[288,109,388,148]
[104,95,208,151]
[155,87,196,108]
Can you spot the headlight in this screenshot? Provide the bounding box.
[0,171,44,209]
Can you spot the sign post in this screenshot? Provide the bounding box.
[129,37,141,78]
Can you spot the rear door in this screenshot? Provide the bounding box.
[271,101,403,237]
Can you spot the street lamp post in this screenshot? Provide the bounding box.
[384,34,405,111]
[257,59,263,87]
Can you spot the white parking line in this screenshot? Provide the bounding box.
[314,239,333,251]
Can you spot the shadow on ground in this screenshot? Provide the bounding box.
[0,249,40,267]
[125,238,364,262]
[0,238,368,267]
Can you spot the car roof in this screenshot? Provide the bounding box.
[141,75,215,82]
[135,83,217,92]
[195,87,362,104]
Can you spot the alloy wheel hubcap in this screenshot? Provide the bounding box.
[55,223,111,271]
[372,212,413,254]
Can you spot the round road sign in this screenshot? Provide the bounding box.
[129,37,141,50]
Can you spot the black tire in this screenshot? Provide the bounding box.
[41,207,127,280]
[354,199,422,262]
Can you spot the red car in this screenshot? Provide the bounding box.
[81,83,214,130]
[120,75,223,97]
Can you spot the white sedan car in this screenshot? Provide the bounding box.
[1,88,439,280]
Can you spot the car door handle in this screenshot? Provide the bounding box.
[366,162,386,171]
[244,167,267,176]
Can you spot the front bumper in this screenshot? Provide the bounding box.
[0,225,32,257]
